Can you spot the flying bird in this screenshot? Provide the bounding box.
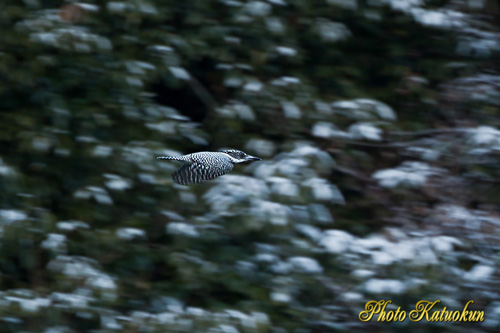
[157,149,262,185]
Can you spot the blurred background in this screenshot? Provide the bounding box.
[1,0,500,332]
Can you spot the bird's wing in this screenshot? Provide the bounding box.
[172,162,233,185]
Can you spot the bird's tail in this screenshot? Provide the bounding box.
[156,156,185,161]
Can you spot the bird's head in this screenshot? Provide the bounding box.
[220,149,262,164]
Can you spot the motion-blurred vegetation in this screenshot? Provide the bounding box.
[0,0,499,332]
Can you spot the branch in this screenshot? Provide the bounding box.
[187,76,217,111]
[331,165,374,182]
[389,128,474,137]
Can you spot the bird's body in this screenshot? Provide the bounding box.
[157,149,261,185]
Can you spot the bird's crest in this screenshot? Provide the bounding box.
[220,149,247,160]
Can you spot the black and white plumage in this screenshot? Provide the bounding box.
[156,149,262,185]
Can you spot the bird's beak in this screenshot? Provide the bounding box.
[246,155,262,161]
